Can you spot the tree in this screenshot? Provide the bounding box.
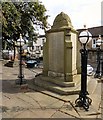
[1,0,49,49]
[2,2,19,50]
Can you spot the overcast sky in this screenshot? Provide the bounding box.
[40,0,102,29]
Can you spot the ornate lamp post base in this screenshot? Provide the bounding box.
[75,92,92,111]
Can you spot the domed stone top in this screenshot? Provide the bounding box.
[52,12,73,29]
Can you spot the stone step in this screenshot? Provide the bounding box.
[41,76,75,87]
[34,76,81,95]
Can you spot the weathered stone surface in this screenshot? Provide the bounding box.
[52,12,73,29]
[48,32,64,74]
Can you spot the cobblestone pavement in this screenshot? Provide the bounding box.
[0,60,102,119]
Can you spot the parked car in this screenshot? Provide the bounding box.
[26,60,38,68]
[87,64,94,76]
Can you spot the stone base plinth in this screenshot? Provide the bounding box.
[34,74,81,95]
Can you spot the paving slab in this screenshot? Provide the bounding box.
[2,112,11,118]
[25,92,64,108]
[50,110,76,118]
[57,102,80,118]
[30,109,56,118]
[13,110,42,118]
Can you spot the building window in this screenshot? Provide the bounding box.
[92,39,96,48]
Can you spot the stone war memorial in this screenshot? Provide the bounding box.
[34,12,81,95]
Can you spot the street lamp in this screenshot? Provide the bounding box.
[94,35,102,78]
[75,27,92,111]
[17,34,25,85]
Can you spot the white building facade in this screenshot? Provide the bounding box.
[27,35,46,58]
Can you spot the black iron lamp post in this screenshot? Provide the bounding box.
[17,34,25,85]
[75,27,92,111]
[94,35,102,78]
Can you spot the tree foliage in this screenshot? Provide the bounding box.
[1,0,49,49]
